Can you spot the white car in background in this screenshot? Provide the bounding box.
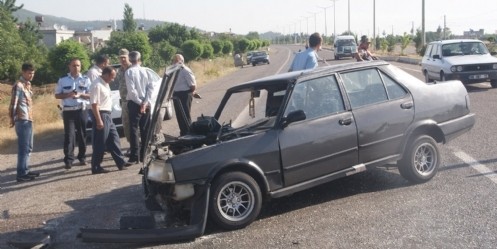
[85,66,163,139]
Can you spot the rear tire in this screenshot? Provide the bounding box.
[490,80,497,88]
[209,172,262,230]
[398,135,440,184]
[424,71,432,83]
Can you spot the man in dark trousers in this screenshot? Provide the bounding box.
[171,54,197,136]
[125,51,154,163]
[89,66,131,174]
[55,58,91,169]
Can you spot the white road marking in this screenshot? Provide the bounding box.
[453,150,497,184]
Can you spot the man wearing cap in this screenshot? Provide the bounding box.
[355,35,376,61]
[125,51,154,163]
[115,48,132,145]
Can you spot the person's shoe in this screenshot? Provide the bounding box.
[92,168,110,174]
[64,163,72,169]
[118,166,128,171]
[123,162,133,167]
[78,160,87,166]
[17,175,35,182]
[124,150,131,157]
[127,159,139,164]
[27,171,40,177]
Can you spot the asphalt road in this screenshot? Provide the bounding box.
[1,45,496,249]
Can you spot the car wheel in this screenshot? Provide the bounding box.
[209,172,262,230]
[398,135,440,184]
[424,70,432,83]
[491,80,497,88]
[335,55,339,60]
[252,63,256,66]
[440,71,446,81]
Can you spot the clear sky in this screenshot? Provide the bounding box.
[15,0,497,37]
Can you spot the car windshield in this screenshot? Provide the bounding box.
[254,52,266,56]
[337,39,356,46]
[442,42,489,56]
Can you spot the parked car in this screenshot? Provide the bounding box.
[334,35,357,60]
[246,51,255,65]
[84,66,162,140]
[421,39,497,87]
[250,51,270,66]
[80,61,475,243]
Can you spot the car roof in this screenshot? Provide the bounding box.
[428,39,483,45]
[227,60,390,92]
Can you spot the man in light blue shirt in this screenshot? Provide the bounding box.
[289,32,323,72]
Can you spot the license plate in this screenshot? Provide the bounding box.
[469,74,488,79]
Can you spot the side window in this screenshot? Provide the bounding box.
[424,44,433,58]
[379,71,407,99]
[285,75,345,120]
[341,69,388,108]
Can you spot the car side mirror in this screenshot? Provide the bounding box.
[432,54,441,59]
[282,110,306,128]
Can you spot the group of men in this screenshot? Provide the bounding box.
[10,49,197,181]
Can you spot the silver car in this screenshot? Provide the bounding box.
[421,39,497,87]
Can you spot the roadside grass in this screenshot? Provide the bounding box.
[0,55,237,153]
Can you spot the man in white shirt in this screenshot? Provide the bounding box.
[86,54,110,83]
[125,51,154,163]
[172,54,197,136]
[89,66,131,174]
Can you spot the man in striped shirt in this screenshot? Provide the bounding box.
[9,63,40,182]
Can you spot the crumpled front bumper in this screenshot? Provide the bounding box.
[79,184,210,244]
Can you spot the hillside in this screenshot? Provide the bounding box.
[13,8,167,31]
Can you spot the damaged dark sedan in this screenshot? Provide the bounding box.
[81,61,475,243]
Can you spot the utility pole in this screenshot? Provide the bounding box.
[422,0,426,47]
[330,0,339,39]
[373,0,375,48]
[308,11,317,33]
[318,5,333,37]
[348,0,350,34]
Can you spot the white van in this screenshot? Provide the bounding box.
[333,35,357,60]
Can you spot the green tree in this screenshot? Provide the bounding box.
[100,31,152,64]
[48,40,90,78]
[180,40,203,62]
[148,23,197,48]
[0,7,26,81]
[246,31,260,40]
[0,0,23,22]
[201,43,214,59]
[237,38,251,53]
[400,33,411,55]
[122,3,137,32]
[222,40,234,55]
[211,40,224,55]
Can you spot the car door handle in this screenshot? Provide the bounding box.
[401,102,413,109]
[339,118,352,126]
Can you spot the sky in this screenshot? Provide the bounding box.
[15,0,497,37]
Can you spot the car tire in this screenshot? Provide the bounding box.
[398,135,440,184]
[335,55,339,60]
[252,63,256,66]
[491,80,497,88]
[424,70,432,83]
[209,172,262,230]
[440,71,446,81]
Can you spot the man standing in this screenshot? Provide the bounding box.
[55,58,91,169]
[288,32,323,72]
[86,54,110,83]
[89,66,132,174]
[172,54,197,136]
[125,51,154,163]
[9,63,40,182]
[115,48,132,145]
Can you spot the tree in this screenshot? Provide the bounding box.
[246,32,260,40]
[180,40,203,62]
[0,0,23,22]
[201,43,214,59]
[222,40,234,55]
[0,7,26,81]
[237,38,251,53]
[48,40,90,78]
[211,40,224,55]
[122,4,137,32]
[400,33,411,55]
[148,23,197,48]
[100,31,152,65]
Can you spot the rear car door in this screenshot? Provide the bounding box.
[279,75,358,186]
[340,68,414,165]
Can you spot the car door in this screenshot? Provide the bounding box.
[424,44,441,80]
[279,75,359,186]
[340,68,414,165]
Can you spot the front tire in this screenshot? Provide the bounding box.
[209,172,262,230]
[398,135,440,184]
[424,70,432,83]
[490,80,497,88]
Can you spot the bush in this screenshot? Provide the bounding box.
[181,40,203,62]
[48,40,90,78]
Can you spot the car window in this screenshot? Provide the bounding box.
[285,75,345,119]
[424,44,433,58]
[379,71,407,99]
[442,42,489,56]
[218,89,269,128]
[341,69,388,108]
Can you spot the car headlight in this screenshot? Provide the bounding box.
[456,66,463,72]
[450,66,456,72]
[493,64,497,70]
[147,159,175,183]
[451,66,463,72]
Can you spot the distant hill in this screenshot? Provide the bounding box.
[13,8,167,31]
